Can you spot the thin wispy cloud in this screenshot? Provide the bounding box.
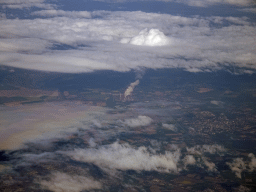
[166,0,255,7]
[0,0,54,9]
[94,0,255,7]
[39,172,102,192]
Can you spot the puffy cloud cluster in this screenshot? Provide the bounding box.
[186,144,226,155]
[227,157,247,178]
[0,9,255,73]
[121,28,170,46]
[202,157,217,171]
[64,142,181,173]
[227,153,256,178]
[124,115,153,127]
[183,155,196,167]
[248,153,256,171]
[62,141,226,175]
[183,146,222,171]
[39,172,102,192]
[162,123,177,131]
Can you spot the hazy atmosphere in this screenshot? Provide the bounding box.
[0,0,256,191]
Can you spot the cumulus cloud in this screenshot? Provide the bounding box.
[183,145,224,172]
[183,155,196,167]
[210,100,223,106]
[202,157,217,171]
[186,144,226,155]
[62,141,225,175]
[162,123,177,131]
[248,153,256,172]
[89,138,97,148]
[0,10,255,73]
[124,115,153,127]
[64,141,181,173]
[226,157,246,178]
[121,28,170,46]
[39,172,102,192]
[227,153,256,178]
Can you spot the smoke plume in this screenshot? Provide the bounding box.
[124,79,140,98]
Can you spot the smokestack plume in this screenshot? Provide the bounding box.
[124,80,140,99]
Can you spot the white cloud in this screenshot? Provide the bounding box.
[121,28,170,46]
[63,142,225,174]
[39,172,102,192]
[0,10,255,73]
[240,8,256,13]
[124,115,153,127]
[0,38,51,52]
[226,157,246,178]
[162,123,177,131]
[202,157,217,171]
[0,101,109,150]
[235,185,251,192]
[248,153,256,172]
[89,138,97,148]
[32,10,92,18]
[171,0,255,7]
[226,153,256,178]
[64,141,181,173]
[94,0,255,7]
[210,100,223,106]
[0,0,54,9]
[183,155,196,167]
[0,13,6,20]
[21,152,56,164]
[186,144,226,155]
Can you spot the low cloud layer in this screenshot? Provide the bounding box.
[168,0,255,7]
[124,115,153,127]
[39,172,102,192]
[63,141,226,174]
[0,101,108,150]
[162,123,177,131]
[0,0,54,9]
[94,0,255,7]
[64,142,181,173]
[0,8,255,73]
[186,144,227,155]
[32,10,92,18]
[227,153,256,178]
